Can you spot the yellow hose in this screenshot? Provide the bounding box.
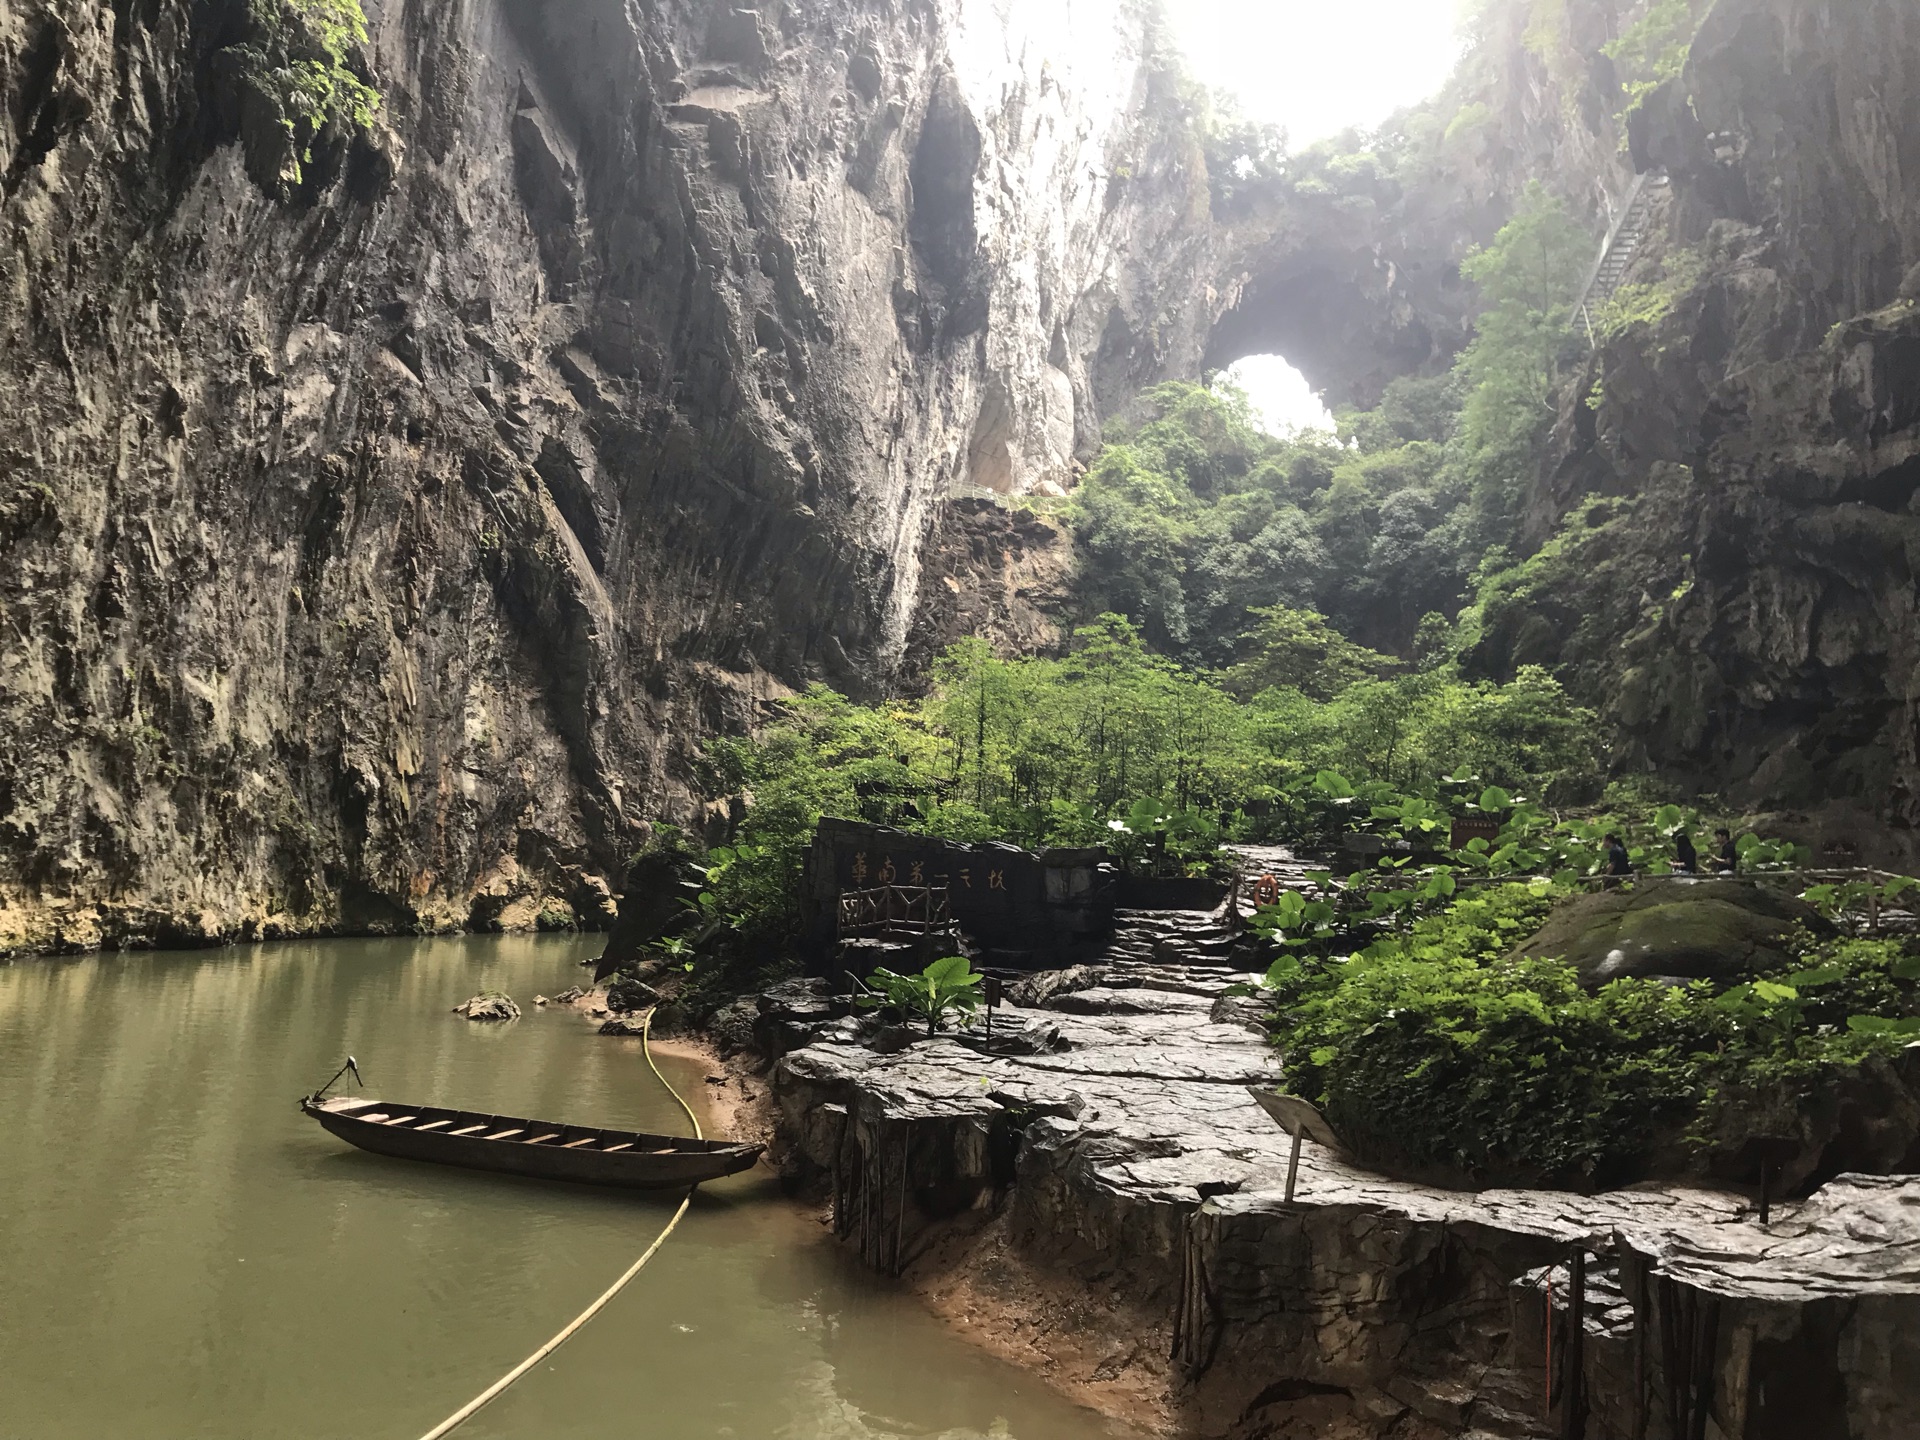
[416,1007,701,1440]
[644,1006,704,1141]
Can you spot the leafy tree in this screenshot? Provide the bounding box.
[1226,605,1395,699]
[1455,181,1592,455]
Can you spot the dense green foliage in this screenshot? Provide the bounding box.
[695,621,1604,945]
[1254,883,1920,1188]
[1069,185,1591,663]
[1071,380,1471,659]
[1226,786,1916,1189]
[226,0,380,184]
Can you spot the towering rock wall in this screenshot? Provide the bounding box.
[0,0,1213,951]
[1470,0,1920,829]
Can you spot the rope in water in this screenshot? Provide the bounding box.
[415,1008,702,1440]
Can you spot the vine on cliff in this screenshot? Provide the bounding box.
[223,0,380,193]
[1602,0,1700,118]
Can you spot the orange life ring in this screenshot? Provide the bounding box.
[1251,873,1281,907]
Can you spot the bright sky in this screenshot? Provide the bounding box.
[1171,0,1466,434]
[1166,0,1465,148]
[1218,355,1338,437]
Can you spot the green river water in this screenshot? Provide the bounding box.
[0,935,1143,1440]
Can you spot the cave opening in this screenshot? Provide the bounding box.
[1215,353,1337,437]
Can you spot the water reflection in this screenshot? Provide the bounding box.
[0,937,1139,1439]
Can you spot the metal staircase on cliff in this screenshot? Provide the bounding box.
[1572,169,1670,343]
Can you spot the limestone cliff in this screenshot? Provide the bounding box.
[0,0,1212,951]
[9,0,1920,953]
[1469,0,1920,828]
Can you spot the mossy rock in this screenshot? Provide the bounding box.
[1510,880,1823,987]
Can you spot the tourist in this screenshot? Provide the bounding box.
[1603,833,1631,884]
[1673,830,1699,873]
[1713,827,1738,873]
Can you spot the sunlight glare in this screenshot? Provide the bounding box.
[1167,0,1464,145]
[1218,355,1337,438]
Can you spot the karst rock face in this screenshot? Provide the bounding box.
[1480,0,1920,827]
[0,0,1214,949]
[9,0,1920,952]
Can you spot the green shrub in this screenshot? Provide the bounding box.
[225,0,380,187]
[1257,886,1920,1189]
[854,957,987,1037]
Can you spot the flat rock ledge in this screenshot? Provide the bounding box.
[765,967,1920,1440]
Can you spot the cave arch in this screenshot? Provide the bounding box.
[1205,245,1474,413]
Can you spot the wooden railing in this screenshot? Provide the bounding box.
[836,884,954,938]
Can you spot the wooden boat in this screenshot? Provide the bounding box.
[301,1095,763,1189]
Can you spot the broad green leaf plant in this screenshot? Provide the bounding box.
[855,957,987,1038]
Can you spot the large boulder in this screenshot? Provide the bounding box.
[1511,880,1824,987]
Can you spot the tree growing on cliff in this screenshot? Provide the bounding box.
[1455,182,1592,457]
[1603,0,1703,117]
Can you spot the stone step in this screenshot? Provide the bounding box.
[1118,930,1235,948]
[1130,927,1235,944]
[1113,925,1228,948]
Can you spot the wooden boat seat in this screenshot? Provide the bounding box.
[483,1129,524,1141]
[361,1113,391,1123]
[384,1116,417,1126]
[450,1124,488,1136]
[648,1147,677,1154]
[413,1120,451,1132]
[602,1142,633,1153]
[524,1134,559,1145]
[560,1137,597,1149]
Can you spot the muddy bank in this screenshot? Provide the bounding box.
[746,963,1920,1440]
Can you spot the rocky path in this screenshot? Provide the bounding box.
[761,968,1920,1439]
[1085,908,1242,970]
